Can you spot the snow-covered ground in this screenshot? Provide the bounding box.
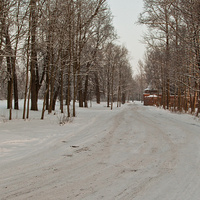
[0,101,200,200]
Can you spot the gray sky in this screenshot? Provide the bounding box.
[106,0,146,75]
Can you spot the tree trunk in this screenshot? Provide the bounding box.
[111,65,114,110]
[48,47,56,114]
[78,79,83,108]
[60,59,65,113]
[13,59,18,110]
[23,35,30,119]
[52,86,60,111]
[107,68,110,107]
[117,71,122,107]
[66,78,71,115]
[30,0,38,111]
[26,76,32,119]
[166,78,170,109]
[6,56,12,109]
[84,74,89,108]
[177,85,181,112]
[6,46,19,110]
[122,93,126,104]
[162,78,166,109]
[73,63,76,117]
[67,62,71,117]
[117,85,121,107]
[46,80,49,110]
[41,87,49,120]
[45,51,50,111]
[5,26,12,109]
[165,6,170,110]
[94,72,100,104]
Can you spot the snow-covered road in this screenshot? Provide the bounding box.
[1,102,200,199]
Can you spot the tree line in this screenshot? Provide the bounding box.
[138,0,200,116]
[138,0,200,115]
[0,0,134,120]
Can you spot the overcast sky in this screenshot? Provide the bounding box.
[106,0,147,75]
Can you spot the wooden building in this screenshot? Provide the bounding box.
[143,84,159,106]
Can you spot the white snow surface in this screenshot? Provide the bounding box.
[1,101,200,200]
[147,95,157,98]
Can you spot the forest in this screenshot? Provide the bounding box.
[1,0,200,121]
[0,0,135,120]
[137,0,200,116]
